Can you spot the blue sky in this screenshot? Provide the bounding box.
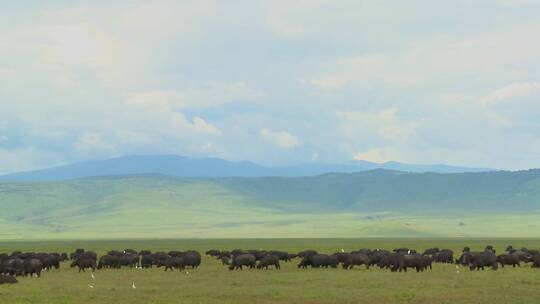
[1,0,540,174]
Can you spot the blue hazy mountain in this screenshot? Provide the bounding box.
[0,155,492,182]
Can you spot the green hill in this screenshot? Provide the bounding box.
[1,170,540,239]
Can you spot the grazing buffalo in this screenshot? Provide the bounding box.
[434,250,454,264]
[23,259,43,277]
[229,254,256,270]
[369,250,391,267]
[333,252,350,264]
[399,254,430,272]
[140,255,154,268]
[343,253,370,270]
[180,251,201,269]
[70,259,96,272]
[97,255,120,269]
[459,252,498,271]
[40,254,61,271]
[247,250,267,261]
[378,253,401,271]
[2,259,24,276]
[257,255,280,270]
[298,254,338,269]
[531,255,540,268]
[498,254,520,268]
[160,257,184,271]
[148,252,167,266]
[119,254,139,268]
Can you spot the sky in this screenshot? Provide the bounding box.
[1,0,540,174]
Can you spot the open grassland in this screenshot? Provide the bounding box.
[3,175,540,239]
[1,238,540,304]
[3,213,540,239]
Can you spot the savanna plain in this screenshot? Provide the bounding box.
[1,238,540,304]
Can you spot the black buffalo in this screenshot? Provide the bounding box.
[23,259,43,277]
[298,254,338,269]
[160,257,184,271]
[257,255,280,270]
[229,254,256,270]
[498,254,521,268]
[531,254,540,268]
[97,255,120,269]
[70,259,96,272]
[343,253,369,270]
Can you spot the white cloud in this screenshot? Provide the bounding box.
[337,108,419,141]
[126,82,265,110]
[481,82,540,105]
[260,128,299,149]
[353,148,399,163]
[304,54,421,90]
[74,132,116,155]
[190,116,222,136]
[304,21,540,91]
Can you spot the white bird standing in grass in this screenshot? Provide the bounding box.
[91,273,95,280]
[88,284,94,289]
[456,265,460,274]
[132,282,137,289]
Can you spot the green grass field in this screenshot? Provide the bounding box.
[3,175,540,239]
[2,238,540,304]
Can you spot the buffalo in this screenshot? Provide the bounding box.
[159,257,184,271]
[23,259,43,277]
[298,254,338,269]
[257,255,280,270]
[531,254,540,268]
[498,254,520,268]
[343,253,370,270]
[229,254,256,270]
[70,259,96,272]
[97,255,120,269]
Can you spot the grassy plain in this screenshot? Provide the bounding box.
[1,238,540,304]
[3,175,540,239]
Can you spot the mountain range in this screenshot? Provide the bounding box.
[0,155,491,182]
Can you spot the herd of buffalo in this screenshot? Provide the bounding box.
[1,245,540,285]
